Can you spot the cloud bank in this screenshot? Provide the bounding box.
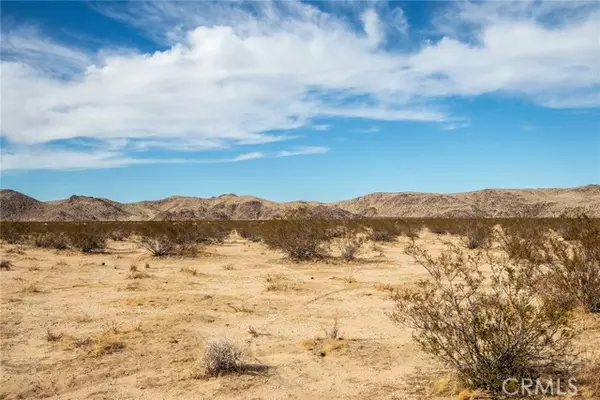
[1,1,598,170]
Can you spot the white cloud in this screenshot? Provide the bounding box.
[0,25,92,76]
[443,122,470,131]
[312,124,330,131]
[276,146,329,158]
[0,147,267,171]
[227,152,264,162]
[1,1,599,170]
[356,126,380,134]
[390,7,409,35]
[361,9,384,47]
[0,148,162,171]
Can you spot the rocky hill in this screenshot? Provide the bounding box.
[1,185,599,221]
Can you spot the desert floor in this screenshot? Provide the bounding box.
[1,232,599,399]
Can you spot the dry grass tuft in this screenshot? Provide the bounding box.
[5,246,25,255]
[227,303,254,314]
[203,339,243,377]
[128,271,152,279]
[343,264,359,284]
[301,338,346,357]
[264,274,286,291]
[22,283,41,293]
[263,274,303,292]
[102,320,122,334]
[180,266,198,276]
[323,315,342,339]
[45,328,64,342]
[248,326,260,338]
[91,337,126,356]
[430,375,463,397]
[374,283,401,296]
[72,336,93,348]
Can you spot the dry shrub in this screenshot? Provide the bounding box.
[194,223,232,244]
[367,220,420,241]
[68,228,106,253]
[140,235,176,256]
[0,223,27,244]
[501,233,546,264]
[555,213,596,241]
[502,216,600,313]
[541,216,600,313]
[109,230,127,241]
[429,227,449,235]
[237,228,262,243]
[579,361,600,398]
[261,219,331,261]
[500,221,547,262]
[137,223,227,257]
[140,235,197,257]
[176,244,199,257]
[0,260,11,270]
[336,232,366,261]
[463,222,492,249]
[390,242,576,394]
[370,228,397,242]
[204,339,243,377]
[34,233,69,250]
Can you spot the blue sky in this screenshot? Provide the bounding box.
[1,1,598,202]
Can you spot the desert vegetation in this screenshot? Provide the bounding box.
[1,216,599,399]
[390,242,576,394]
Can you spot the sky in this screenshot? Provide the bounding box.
[0,0,599,203]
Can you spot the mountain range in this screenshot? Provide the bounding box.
[1,185,599,221]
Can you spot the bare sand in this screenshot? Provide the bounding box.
[1,232,598,399]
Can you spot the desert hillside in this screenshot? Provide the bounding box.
[1,185,599,221]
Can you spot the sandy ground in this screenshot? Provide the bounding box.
[1,232,598,399]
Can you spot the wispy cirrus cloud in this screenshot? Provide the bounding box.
[356,126,380,134]
[0,145,331,171]
[1,0,599,170]
[443,122,470,131]
[0,148,269,171]
[312,125,330,131]
[276,146,330,158]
